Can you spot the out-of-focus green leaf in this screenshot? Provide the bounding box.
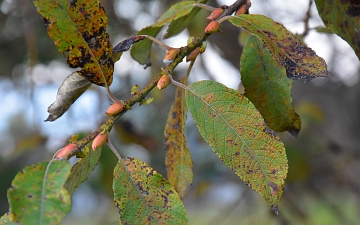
[163,0,208,39]
[33,0,114,86]
[113,157,188,224]
[45,72,92,122]
[227,14,330,82]
[165,77,193,198]
[130,26,163,67]
[130,0,204,66]
[185,80,288,212]
[240,35,301,136]
[64,145,102,195]
[10,133,47,156]
[315,0,360,60]
[8,161,71,225]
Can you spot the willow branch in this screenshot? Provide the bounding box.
[60,0,248,159]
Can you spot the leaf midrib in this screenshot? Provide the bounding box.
[186,84,272,188]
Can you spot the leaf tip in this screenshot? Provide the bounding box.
[272,205,279,215]
[45,114,55,122]
[288,127,300,137]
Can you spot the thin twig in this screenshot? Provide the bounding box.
[193,3,217,11]
[107,138,122,161]
[137,35,172,51]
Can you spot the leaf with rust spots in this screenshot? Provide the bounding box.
[165,77,193,198]
[113,157,188,224]
[8,161,71,224]
[34,0,114,86]
[185,80,288,211]
[45,72,92,122]
[227,14,330,82]
[315,0,360,60]
[64,145,102,195]
[240,35,301,136]
[131,0,206,66]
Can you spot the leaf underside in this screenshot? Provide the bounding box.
[228,14,330,82]
[45,72,92,122]
[314,0,360,60]
[7,161,71,225]
[240,35,301,136]
[34,0,114,86]
[165,77,193,198]
[64,145,102,195]
[185,80,288,211]
[113,157,188,224]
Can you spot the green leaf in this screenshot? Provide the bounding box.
[185,80,288,212]
[240,35,301,136]
[130,1,202,66]
[314,0,360,60]
[227,14,330,82]
[163,0,208,39]
[0,213,16,225]
[45,72,92,122]
[113,157,188,224]
[33,0,114,86]
[8,160,71,224]
[130,26,163,66]
[64,145,102,195]
[165,77,193,198]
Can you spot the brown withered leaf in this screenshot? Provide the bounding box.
[46,72,91,122]
[164,77,193,198]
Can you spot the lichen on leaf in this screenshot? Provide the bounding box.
[33,0,114,86]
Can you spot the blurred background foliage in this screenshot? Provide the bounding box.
[1,0,360,224]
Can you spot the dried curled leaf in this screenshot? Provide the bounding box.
[185,80,288,212]
[227,14,330,82]
[34,0,114,86]
[45,72,91,122]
